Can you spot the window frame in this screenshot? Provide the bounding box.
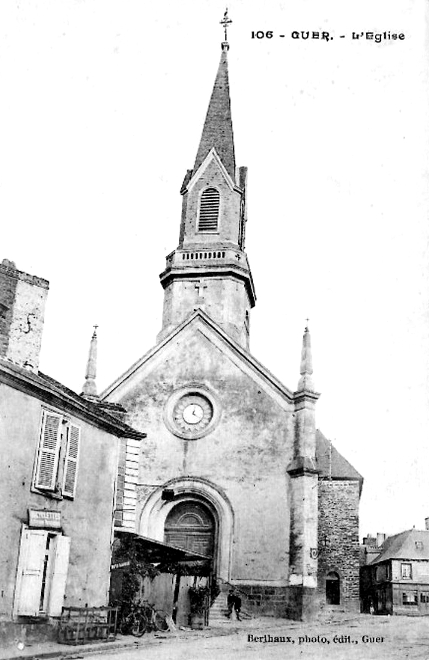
[32,409,81,500]
[401,562,412,580]
[196,186,221,233]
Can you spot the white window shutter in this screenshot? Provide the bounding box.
[15,529,47,616]
[35,411,62,490]
[62,424,80,498]
[47,535,70,616]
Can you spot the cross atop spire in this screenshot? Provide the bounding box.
[220,8,232,50]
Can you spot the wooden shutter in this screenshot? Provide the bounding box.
[62,424,80,498]
[35,411,62,491]
[47,535,70,616]
[15,529,47,616]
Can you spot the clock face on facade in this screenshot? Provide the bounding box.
[172,394,213,435]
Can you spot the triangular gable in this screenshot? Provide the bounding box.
[184,148,241,195]
[101,309,294,410]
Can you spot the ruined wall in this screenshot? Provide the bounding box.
[317,480,360,610]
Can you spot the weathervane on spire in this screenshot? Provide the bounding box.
[220,8,232,47]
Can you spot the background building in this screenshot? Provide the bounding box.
[361,522,429,615]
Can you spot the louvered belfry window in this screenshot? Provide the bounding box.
[198,188,220,231]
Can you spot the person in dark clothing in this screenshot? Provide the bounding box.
[226,589,241,621]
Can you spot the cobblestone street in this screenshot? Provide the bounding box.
[6,614,428,660]
[96,616,429,660]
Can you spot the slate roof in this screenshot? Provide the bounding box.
[316,429,363,484]
[369,529,429,565]
[193,49,236,182]
[0,357,145,440]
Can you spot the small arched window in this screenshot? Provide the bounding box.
[198,188,220,232]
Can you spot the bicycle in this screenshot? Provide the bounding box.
[118,601,148,637]
[140,600,169,633]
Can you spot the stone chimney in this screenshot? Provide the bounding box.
[376,533,386,547]
[0,259,49,372]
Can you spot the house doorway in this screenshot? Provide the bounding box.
[326,572,340,605]
[164,500,215,558]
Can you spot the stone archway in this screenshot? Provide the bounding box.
[139,477,234,580]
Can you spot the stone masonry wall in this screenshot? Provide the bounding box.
[237,585,289,618]
[0,260,49,371]
[318,480,360,609]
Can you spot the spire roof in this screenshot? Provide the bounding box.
[81,326,98,400]
[193,46,236,182]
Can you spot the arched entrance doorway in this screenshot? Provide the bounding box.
[164,500,215,558]
[326,571,340,605]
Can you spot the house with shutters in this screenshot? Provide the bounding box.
[360,523,429,615]
[0,259,145,646]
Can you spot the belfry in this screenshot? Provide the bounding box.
[158,31,254,348]
[102,13,362,621]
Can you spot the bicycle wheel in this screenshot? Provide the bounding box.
[154,610,169,632]
[119,615,132,635]
[131,612,148,637]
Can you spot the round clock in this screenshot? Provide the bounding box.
[173,394,213,435]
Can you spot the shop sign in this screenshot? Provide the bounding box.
[28,509,61,529]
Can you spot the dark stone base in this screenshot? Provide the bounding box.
[227,583,359,621]
[237,585,289,618]
[285,586,323,621]
[232,584,325,621]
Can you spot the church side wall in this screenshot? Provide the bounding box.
[317,480,360,610]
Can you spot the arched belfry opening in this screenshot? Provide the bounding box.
[326,571,340,605]
[164,500,216,559]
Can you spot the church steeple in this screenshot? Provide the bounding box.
[193,47,235,182]
[158,13,256,349]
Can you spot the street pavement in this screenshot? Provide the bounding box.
[2,614,429,660]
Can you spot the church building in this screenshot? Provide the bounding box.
[101,21,363,621]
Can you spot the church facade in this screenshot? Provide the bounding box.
[102,33,362,620]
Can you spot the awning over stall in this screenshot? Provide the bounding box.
[112,528,212,566]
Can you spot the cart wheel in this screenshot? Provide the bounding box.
[154,610,169,632]
[131,613,147,637]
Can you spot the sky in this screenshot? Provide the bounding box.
[1,0,428,539]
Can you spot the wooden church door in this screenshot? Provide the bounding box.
[164,501,215,558]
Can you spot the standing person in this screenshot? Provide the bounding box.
[226,589,235,619]
[234,591,242,621]
[226,589,242,621]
